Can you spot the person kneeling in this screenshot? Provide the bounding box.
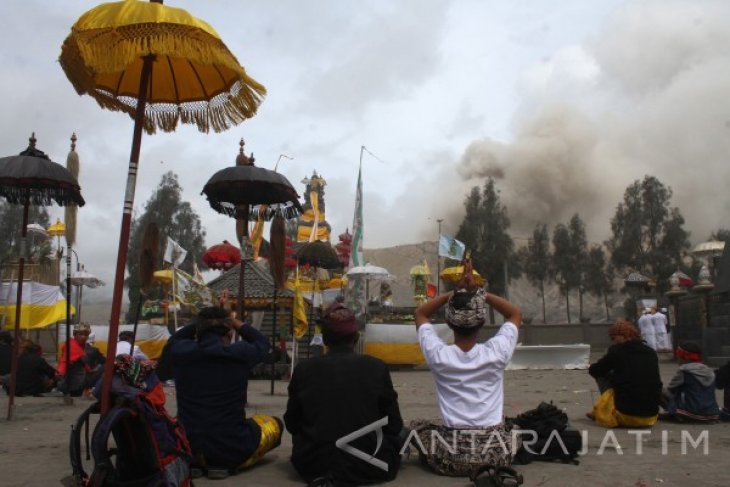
[588,320,662,428]
[411,260,523,477]
[167,306,282,480]
[660,342,720,422]
[285,301,404,486]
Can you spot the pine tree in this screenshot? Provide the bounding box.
[0,201,51,265]
[125,172,206,319]
[456,178,515,322]
[606,176,690,291]
[520,224,551,323]
[584,245,613,322]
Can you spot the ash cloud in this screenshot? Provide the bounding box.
[452,0,730,243]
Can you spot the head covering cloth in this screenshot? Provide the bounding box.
[320,302,358,339]
[446,288,488,329]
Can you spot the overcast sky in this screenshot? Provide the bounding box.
[1,0,729,301]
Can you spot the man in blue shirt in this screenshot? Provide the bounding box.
[168,306,282,479]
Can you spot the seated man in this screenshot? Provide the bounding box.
[167,306,282,480]
[116,330,149,361]
[412,261,523,477]
[0,330,12,378]
[588,320,662,427]
[2,340,56,397]
[716,360,730,421]
[661,342,720,422]
[57,323,105,397]
[285,302,404,486]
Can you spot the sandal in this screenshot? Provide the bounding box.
[470,465,524,487]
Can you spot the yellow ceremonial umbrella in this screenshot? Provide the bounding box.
[152,269,174,285]
[440,265,487,286]
[59,0,266,413]
[47,218,66,252]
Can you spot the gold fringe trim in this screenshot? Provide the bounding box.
[59,22,266,134]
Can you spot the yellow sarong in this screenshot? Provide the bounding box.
[239,415,283,469]
[592,388,658,428]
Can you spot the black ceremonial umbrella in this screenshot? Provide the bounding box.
[295,240,341,270]
[201,139,302,318]
[0,134,85,420]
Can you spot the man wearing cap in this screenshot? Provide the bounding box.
[57,323,106,397]
[167,306,282,480]
[411,262,522,476]
[116,331,149,361]
[285,301,404,486]
[650,307,670,352]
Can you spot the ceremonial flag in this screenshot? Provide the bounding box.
[349,164,364,268]
[163,237,187,267]
[438,234,465,261]
[292,272,308,339]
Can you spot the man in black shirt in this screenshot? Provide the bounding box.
[588,320,662,427]
[0,330,12,378]
[4,340,56,396]
[285,301,404,486]
[167,306,282,480]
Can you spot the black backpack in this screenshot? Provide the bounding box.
[68,358,192,487]
[512,401,582,465]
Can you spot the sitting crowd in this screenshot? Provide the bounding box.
[3,270,730,486]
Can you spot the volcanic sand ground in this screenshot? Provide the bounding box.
[1,358,728,487]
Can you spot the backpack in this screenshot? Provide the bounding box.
[69,357,193,487]
[512,401,581,465]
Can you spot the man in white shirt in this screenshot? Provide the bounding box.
[650,307,670,352]
[115,331,149,361]
[637,308,656,351]
[410,262,522,476]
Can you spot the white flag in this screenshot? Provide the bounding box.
[438,234,465,261]
[163,237,187,267]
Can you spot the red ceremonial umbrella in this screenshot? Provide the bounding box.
[202,240,241,271]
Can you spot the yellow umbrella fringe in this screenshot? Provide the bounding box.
[60,25,266,133]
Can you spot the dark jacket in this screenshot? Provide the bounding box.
[589,339,662,417]
[14,351,56,396]
[285,347,403,485]
[0,342,11,376]
[667,362,720,418]
[168,323,269,469]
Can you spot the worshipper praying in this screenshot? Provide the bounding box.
[116,330,149,361]
[650,307,671,352]
[0,330,12,379]
[587,320,662,427]
[1,339,56,397]
[660,342,720,422]
[166,306,282,480]
[411,258,523,476]
[57,323,106,397]
[637,307,656,351]
[285,301,404,486]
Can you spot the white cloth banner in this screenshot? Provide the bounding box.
[0,281,65,306]
[163,237,188,267]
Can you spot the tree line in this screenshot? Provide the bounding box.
[455,175,726,324]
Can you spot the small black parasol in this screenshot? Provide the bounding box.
[0,133,85,420]
[295,240,341,270]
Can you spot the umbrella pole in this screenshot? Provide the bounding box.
[7,201,29,420]
[271,288,277,395]
[64,243,73,405]
[78,286,84,324]
[101,54,154,416]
